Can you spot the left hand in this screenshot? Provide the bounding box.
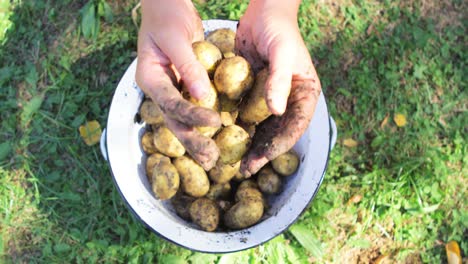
[235,0,322,176]
[136,0,221,170]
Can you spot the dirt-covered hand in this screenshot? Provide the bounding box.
[235,0,322,176]
[136,0,220,170]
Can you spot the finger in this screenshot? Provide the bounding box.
[165,117,220,171]
[156,31,211,100]
[136,55,221,128]
[265,39,294,115]
[240,78,321,176]
[162,97,221,127]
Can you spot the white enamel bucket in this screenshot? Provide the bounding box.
[101,20,337,253]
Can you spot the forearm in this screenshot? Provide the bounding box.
[141,0,194,8]
[141,0,197,24]
[245,0,301,18]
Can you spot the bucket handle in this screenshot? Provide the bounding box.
[100,128,108,161]
[329,116,337,150]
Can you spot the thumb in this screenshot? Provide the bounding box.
[265,40,294,115]
[159,34,211,100]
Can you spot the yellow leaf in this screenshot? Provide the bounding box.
[393,114,407,127]
[374,255,390,264]
[343,138,358,148]
[79,120,102,146]
[446,241,462,264]
[380,114,389,129]
[347,194,363,205]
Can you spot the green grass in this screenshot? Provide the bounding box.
[0,0,466,263]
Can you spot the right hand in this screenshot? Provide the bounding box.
[235,0,322,176]
[135,0,221,170]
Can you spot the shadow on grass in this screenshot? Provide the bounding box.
[0,0,465,262]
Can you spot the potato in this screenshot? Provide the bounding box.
[205,182,231,200]
[214,56,254,100]
[271,150,300,176]
[151,156,179,200]
[237,179,258,191]
[173,156,210,197]
[239,69,272,124]
[235,187,263,203]
[232,171,246,182]
[141,131,158,154]
[189,198,220,232]
[140,99,165,126]
[220,112,235,126]
[171,192,196,220]
[183,82,219,111]
[219,94,239,112]
[257,165,282,194]
[182,82,220,137]
[146,153,166,178]
[223,51,236,58]
[236,181,270,210]
[224,198,264,229]
[214,125,250,164]
[192,41,222,76]
[206,28,235,54]
[196,126,220,138]
[209,159,240,184]
[153,126,185,158]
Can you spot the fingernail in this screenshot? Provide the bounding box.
[190,81,208,100]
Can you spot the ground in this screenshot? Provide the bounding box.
[0,0,466,263]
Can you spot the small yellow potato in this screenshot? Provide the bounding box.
[205,182,231,200]
[223,51,236,58]
[153,126,185,158]
[140,99,165,126]
[218,94,239,112]
[239,69,272,124]
[224,198,264,229]
[271,150,300,176]
[192,41,223,76]
[196,126,220,138]
[141,131,158,154]
[206,28,236,54]
[190,198,220,232]
[151,156,179,200]
[145,153,166,179]
[171,192,196,220]
[214,56,254,100]
[209,159,240,184]
[237,179,258,191]
[214,125,250,164]
[173,156,210,197]
[182,82,220,138]
[220,112,235,126]
[183,82,219,111]
[235,187,263,203]
[257,165,282,195]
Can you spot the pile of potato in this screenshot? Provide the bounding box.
[139,28,300,232]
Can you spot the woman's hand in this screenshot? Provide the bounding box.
[236,0,322,176]
[136,0,221,170]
